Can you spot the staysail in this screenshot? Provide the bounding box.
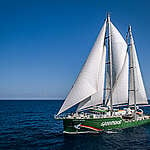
[128,27,148,105]
[57,21,107,115]
[110,22,129,105]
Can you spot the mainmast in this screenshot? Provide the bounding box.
[107,13,113,115]
[128,25,137,113]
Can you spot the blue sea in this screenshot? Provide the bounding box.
[0,100,150,150]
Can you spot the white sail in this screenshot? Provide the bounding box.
[110,22,129,105]
[76,96,91,111]
[57,21,107,115]
[129,29,148,105]
[111,53,128,105]
[77,45,106,111]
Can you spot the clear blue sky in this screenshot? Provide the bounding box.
[0,0,150,99]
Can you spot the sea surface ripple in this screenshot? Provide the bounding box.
[0,100,150,150]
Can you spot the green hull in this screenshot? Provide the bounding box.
[63,116,150,133]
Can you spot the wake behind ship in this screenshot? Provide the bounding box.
[55,14,150,134]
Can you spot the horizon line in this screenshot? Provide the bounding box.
[0,98,64,100]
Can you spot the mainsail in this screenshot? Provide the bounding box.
[128,26,148,105]
[57,21,107,115]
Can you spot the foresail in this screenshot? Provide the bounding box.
[129,31,148,105]
[110,22,129,105]
[77,45,106,111]
[57,21,107,115]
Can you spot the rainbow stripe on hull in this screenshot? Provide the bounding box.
[63,116,150,134]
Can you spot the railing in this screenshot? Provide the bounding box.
[54,112,122,120]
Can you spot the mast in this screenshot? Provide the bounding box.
[126,30,130,108]
[107,13,113,115]
[128,25,137,113]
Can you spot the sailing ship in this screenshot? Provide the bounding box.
[55,14,150,134]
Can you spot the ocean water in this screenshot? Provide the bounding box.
[0,100,150,150]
